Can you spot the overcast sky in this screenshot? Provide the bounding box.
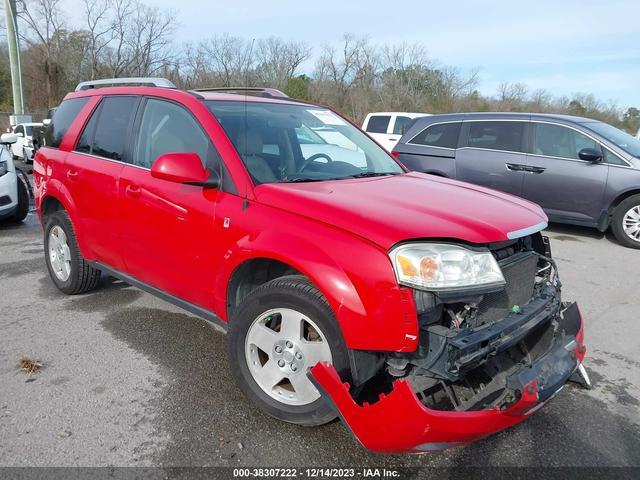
[58,0,640,108]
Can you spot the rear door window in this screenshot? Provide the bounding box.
[44,97,89,148]
[466,121,525,152]
[366,115,391,134]
[409,122,461,148]
[392,116,414,135]
[75,96,139,161]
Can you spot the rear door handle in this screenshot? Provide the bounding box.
[67,170,79,180]
[526,166,546,174]
[505,163,527,172]
[125,185,141,198]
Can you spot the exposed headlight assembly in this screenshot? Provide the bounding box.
[389,243,505,292]
[0,160,7,177]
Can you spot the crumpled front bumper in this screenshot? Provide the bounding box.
[309,303,586,453]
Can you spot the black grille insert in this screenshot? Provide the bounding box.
[0,195,11,207]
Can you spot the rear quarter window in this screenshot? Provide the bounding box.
[409,122,461,149]
[43,97,90,148]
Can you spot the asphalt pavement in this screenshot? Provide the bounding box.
[0,165,639,467]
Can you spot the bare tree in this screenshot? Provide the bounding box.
[255,37,310,89]
[83,0,112,79]
[18,0,65,105]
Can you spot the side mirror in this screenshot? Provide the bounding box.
[1,133,18,145]
[151,152,218,188]
[578,148,602,162]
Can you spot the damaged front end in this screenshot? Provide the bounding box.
[310,234,587,453]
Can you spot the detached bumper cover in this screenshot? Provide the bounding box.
[310,303,586,453]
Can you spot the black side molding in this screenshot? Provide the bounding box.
[91,262,228,332]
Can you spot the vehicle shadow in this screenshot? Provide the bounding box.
[545,222,625,248]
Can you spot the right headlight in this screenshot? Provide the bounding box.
[0,160,7,177]
[389,243,505,292]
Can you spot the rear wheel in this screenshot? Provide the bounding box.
[44,210,101,294]
[229,275,349,426]
[611,195,640,249]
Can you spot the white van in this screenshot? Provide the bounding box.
[362,112,431,151]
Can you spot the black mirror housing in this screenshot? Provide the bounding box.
[578,148,603,162]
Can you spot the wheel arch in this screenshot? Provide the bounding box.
[217,228,418,352]
[609,188,640,212]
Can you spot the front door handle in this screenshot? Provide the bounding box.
[67,170,79,180]
[125,184,141,198]
[526,166,546,174]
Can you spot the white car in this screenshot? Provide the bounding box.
[0,133,30,223]
[11,122,43,163]
[362,112,431,151]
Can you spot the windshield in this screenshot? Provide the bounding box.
[205,101,404,184]
[583,121,640,158]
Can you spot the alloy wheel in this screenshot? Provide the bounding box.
[245,308,332,406]
[48,225,71,281]
[622,205,640,242]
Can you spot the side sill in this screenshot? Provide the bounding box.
[91,262,228,332]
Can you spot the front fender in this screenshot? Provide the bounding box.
[216,227,419,352]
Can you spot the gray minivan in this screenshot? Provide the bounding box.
[393,113,640,249]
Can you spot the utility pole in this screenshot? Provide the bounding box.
[5,0,25,117]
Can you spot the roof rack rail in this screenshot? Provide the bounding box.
[75,77,176,91]
[192,87,289,98]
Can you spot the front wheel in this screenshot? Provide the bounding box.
[611,195,640,249]
[228,275,350,426]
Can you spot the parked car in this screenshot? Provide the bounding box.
[362,112,430,151]
[34,78,587,453]
[11,122,43,163]
[0,133,30,223]
[393,113,640,249]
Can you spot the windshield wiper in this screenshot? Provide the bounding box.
[347,172,402,179]
[281,177,331,183]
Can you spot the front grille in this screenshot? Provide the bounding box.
[476,252,538,323]
[0,195,11,207]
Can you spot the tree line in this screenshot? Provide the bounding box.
[1,0,639,133]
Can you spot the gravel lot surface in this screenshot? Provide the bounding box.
[1,164,639,467]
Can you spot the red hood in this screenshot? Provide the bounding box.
[255,172,547,249]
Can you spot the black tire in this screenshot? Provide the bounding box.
[611,195,640,249]
[44,210,101,294]
[12,170,29,222]
[228,275,350,426]
[23,148,32,164]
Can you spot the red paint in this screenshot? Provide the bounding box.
[151,152,209,184]
[35,86,549,352]
[310,307,586,453]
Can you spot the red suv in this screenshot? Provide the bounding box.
[34,78,587,453]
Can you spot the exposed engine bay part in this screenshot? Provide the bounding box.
[342,234,588,417]
[309,302,586,453]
